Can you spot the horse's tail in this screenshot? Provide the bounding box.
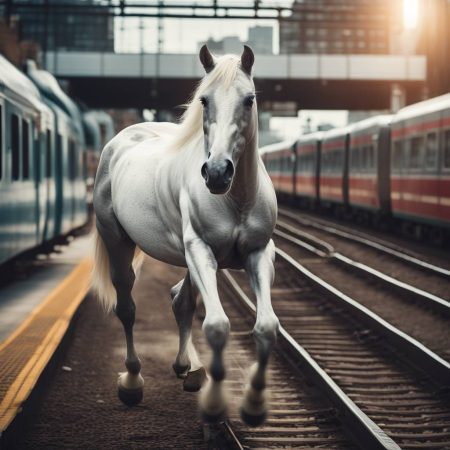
[91,229,145,312]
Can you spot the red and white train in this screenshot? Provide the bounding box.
[261,93,450,240]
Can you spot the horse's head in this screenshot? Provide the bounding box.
[198,45,256,195]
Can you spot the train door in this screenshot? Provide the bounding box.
[68,137,76,227]
[10,111,22,258]
[21,115,36,250]
[315,141,321,203]
[378,125,391,215]
[0,97,9,263]
[440,120,450,226]
[55,132,63,236]
[33,117,46,246]
[43,127,56,241]
[343,133,350,206]
[291,142,297,197]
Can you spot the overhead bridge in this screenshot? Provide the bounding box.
[46,52,427,110]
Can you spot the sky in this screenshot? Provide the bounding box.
[114,17,279,53]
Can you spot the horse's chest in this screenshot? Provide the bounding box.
[202,216,271,266]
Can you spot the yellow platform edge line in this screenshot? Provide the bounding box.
[0,258,93,432]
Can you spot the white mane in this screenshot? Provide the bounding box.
[169,54,242,150]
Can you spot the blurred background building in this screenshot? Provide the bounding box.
[0,0,449,138]
[2,0,114,53]
[200,25,273,55]
[279,0,397,55]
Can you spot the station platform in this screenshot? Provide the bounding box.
[0,236,92,448]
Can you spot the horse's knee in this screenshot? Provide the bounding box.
[203,315,230,350]
[253,315,279,351]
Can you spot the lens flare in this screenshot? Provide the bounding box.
[403,0,420,29]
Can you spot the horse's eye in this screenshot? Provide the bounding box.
[200,96,208,107]
[244,95,255,108]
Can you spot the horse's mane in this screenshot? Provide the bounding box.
[169,54,241,150]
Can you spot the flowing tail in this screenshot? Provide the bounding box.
[91,229,145,312]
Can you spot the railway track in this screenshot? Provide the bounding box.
[214,251,450,449]
[278,207,450,281]
[274,213,450,362]
[198,272,391,449]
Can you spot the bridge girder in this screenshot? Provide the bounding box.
[66,76,425,111]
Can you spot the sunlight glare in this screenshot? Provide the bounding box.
[403,0,420,29]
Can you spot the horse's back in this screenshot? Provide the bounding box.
[103,121,177,159]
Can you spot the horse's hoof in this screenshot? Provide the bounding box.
[240,408,267,427]
[183,367,207,392]
[173,362,190,379]
[118,385,143,406]
[201,408,227,424]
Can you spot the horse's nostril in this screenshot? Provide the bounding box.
[207,152,211,159]
[224,160,234,180]
[201,162,208,181]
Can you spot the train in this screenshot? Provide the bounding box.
[261,93,450,242]
[0,55,114,265]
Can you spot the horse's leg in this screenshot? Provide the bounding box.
[184,229,230,421]
[242,239,279,426]
[98,223,144,406]
[170,273,207,391]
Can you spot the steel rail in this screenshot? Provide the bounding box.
[203,421,244,450]
[222,270,401,450]
[278,207,450,279]
[274,247,450,385]
[275,223,450,318]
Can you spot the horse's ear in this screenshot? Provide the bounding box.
[240,45,254,76]
[199,45,216,73]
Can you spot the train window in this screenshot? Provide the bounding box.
[46,129,52,177]
[393,141,403,171]
[361,147,368,170]
[367,145,375,170]
[444,130,450,169]
[322,153,328,172]
[350,149,356,169]
[354,148,361,170]
[69,139,75,180]
[34,143,41,182]
[56,134,63,178]
[0,105,2,180]
[425,132,438,170]
[335,151,343,170]
[410,136,424,169]
[12,114,20,180]
[22,119,30,179]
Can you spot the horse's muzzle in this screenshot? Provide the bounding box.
[201,159,234,194]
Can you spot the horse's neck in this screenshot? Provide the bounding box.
[228,129,259,210]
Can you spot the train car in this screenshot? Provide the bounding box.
[319,126,352,211]
[0,55,55,264]
[26,61,87,235]
[390,94,450,236]
[82,110,115,206]
[295,132,322,207]
[82,110,114,178]
[260,140,296,199]
[348,115,392,218]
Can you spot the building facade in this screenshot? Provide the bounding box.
[4,0,114,53]
[279,0,401,55]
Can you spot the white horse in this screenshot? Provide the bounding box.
[92,45,279,426]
